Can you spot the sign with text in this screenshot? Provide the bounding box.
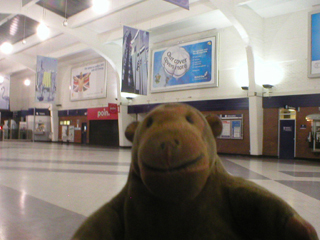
[151,37,218,92]
[87,104,118,120]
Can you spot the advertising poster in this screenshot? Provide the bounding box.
[36,56,57,102]
[310,11,320,77]
[151,37,217,92]
[0,75,10,110]
[164,0,189,10]
[70,61,106,101]
[121,25,149,95]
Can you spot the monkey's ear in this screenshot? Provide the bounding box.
[206,114,223,138]
[125,121,140,142]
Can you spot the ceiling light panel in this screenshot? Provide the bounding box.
[0,15,39,46]
[37,0,92,18]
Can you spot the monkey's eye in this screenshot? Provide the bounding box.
[146,118,153,128]
[186,115,194,124]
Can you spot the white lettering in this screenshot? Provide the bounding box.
[97,108,110,118]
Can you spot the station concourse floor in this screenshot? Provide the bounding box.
[0,141,319,239]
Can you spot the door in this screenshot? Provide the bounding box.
[81,123,87,144]
[279,119,295,159]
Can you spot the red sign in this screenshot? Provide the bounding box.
[87,104,118,120]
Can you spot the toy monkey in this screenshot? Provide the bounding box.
[72,103,318,240]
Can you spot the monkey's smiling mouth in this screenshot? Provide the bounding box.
[142,154,204,173]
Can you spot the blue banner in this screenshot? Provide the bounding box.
[164,0,189,10]
[36,56,58,102]
[151,37,217,92]
[121,26,149,95]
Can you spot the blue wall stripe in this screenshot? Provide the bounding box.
[128,98,249,114]
[263,94,320,109]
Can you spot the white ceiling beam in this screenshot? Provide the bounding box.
[0,0,22,14]
[99,1,218,44]
[68,0,146,28]
[20,3,123,74]
[234,0,256,6]
[209,0,249,44]
[6,53,36,72]
[48,42,89,59]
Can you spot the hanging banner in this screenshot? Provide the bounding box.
[36,56,58,102]
[163,0,189,10]
[87,103,118,120]
[70,61,106,101]
[0,75,10,110]
[151,36,218,92]
[121,26,149,95]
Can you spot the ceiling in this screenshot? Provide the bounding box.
[0,0,319,78]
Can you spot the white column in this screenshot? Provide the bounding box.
[246,46,263,155]
[50,105,59,142]
[118,105,136,147]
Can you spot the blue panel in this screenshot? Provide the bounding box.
[58,109,87,117]
[0,111,13,118]
[128,98,249,114]
[263,94,320,108]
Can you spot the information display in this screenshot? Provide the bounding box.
[218,114,243,139]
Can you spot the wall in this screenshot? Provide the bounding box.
[7,8,320,153]
[263,108,279,157]
[264,10,320,95]
[129,27,248,106]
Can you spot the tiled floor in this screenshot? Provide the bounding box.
[0,141,319,239]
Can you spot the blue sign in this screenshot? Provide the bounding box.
[151,37,217,92]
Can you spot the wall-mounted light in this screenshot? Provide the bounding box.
[0,42,13,54]
[0,75,4,83]
[24,78,31,86]
[262,84,274,89]
[241,86,249,90]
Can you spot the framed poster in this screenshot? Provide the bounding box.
[0,75,10,110]
[151,36,218,93]
[70,61,106,101]
[309,10,320,78]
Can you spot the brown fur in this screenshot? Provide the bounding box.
[72,103,318,240]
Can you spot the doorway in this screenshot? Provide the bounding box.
[89,120,119,146]
[279,108,296,159]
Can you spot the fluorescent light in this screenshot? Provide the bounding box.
[0,42,13,54]
[0,76,4,83]
[92,0,111,14]
[24,79,31,86]
[37,22,50,40]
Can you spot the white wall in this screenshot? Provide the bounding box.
[8,8,320,147]
[264,10,320,95]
